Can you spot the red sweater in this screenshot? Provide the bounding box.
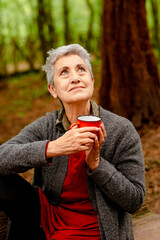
[38,151,101,239]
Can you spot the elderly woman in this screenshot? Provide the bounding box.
[0,44,145,240]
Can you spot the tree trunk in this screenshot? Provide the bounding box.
[63,0,70,44]
[44,0,55,48]
[0,41,8,77]
[99,0,160,128]
[85,0,94,51]
[37,0,48,61]
[12,38,19,73]
[37,0,55,62]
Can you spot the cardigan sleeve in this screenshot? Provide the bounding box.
[0,116,50,175]
[88,117,145,214]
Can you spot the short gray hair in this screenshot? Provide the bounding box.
[42,44,93,86]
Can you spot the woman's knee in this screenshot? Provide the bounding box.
[0,174,29,203]
[0,174,40,218]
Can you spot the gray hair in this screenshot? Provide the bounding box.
[42,44,93,86]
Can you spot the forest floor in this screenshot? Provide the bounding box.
[0,70,160,239]
[133,212,160,239]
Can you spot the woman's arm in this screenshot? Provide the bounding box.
[0,115,100,175]
[88,120,145,214]
[0,116,49,175]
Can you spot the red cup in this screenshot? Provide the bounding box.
[70,115,101,137]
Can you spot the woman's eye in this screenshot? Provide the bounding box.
[78,67,85,72]
[61,70,68,76]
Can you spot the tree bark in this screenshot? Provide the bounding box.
[99,0,160,128]
[85,0,94,51]
[63,0,70,44]
[37,0,55,62]
[44,0,55,48]
[37,0,48,61]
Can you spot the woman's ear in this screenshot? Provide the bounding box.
[48,84,58,98]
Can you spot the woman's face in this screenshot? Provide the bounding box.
[48,54,94,105]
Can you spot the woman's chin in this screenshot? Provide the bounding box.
[68,92,93,103]
[67,96,91,104]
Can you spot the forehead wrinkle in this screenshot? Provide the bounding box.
[55,55,88,75]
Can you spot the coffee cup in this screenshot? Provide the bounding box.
[70,115,101,137]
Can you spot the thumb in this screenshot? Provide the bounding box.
[70,123,78,130]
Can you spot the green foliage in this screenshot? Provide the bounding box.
[0,0,102,51]
[0,0,159,75]
[146,0,160,31]
[146,0,160,65]
[0,0,37,43]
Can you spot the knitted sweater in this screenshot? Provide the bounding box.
[0,105,145,240]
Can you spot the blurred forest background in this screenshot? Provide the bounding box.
[0,0,102,75]
[0,0,160,228]
[0,0,159,76]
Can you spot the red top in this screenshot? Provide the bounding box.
[39,151,101,240]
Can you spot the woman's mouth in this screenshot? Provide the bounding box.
[69,86,84,92]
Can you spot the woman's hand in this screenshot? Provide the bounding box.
[85,123,107,171]
[46,126,99,158]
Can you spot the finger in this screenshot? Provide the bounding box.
[94,136,100,150]
[71,124,78,129]
[78,126,99,133]
[80,137,95,145]
[80,132,97,140]
[100,123,107,138]
[79,144,93,151]
[83,142,94,148]
[98,128,104,146]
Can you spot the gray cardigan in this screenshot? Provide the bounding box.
[0,106,145,240]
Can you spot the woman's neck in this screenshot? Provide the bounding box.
[64,100,91,124]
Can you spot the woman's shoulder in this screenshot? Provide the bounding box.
[99,107,141,155]
[100,106,130,124]
[20,110,59,135]
[45,109,59,121]
[99,106,137,135]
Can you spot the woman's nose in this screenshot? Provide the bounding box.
[71,78,80,83]
[70,71,80,83]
